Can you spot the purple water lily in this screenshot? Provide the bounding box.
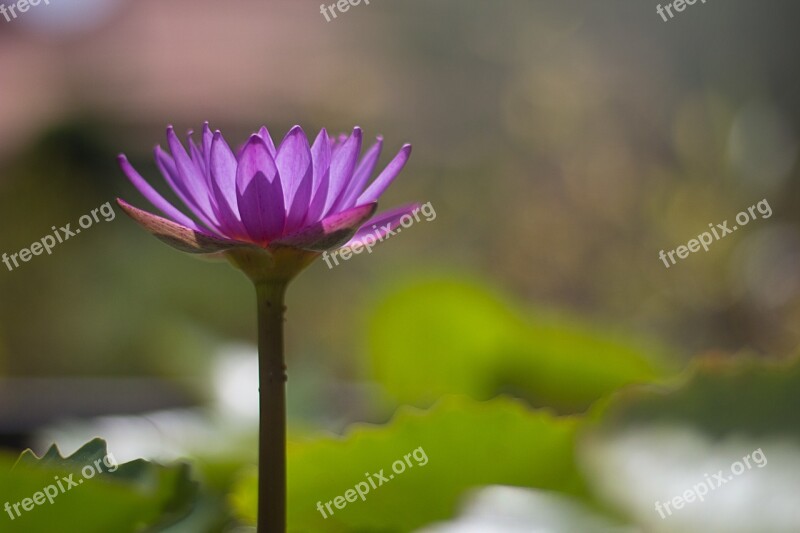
[117,123,417,532]
[117,123,416,270]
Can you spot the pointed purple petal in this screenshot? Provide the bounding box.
[344,202,422,248]
[310,129,330,196]
[339,137,383,210]
[305,173,329,226]
[210,131,239,214]
[166,126,219,227]
[189,135,207,175]
[237,171,285,243]
[202,122,213,169]
[258,126,278,157]
[275,126,312,198]
[358,144,412,204]
[324,127,363,215]
[275,202,377,252]
[286,170,313,234]
[154,146,220,233]
[207,137,248,239]
[208,176,248,239]
[118,154,203,232]
[275,127,313,232]
[189,133,217,214]
[238,135,279,185]
[236,136,285,242]
[117,198,245,254]
[304,129,332,224]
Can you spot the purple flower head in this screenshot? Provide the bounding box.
[118,124,417,280]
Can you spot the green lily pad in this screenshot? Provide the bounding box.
[0,438,197,533]
[231,395,589,532]
[366,277,672,413]
[588,355,800,438]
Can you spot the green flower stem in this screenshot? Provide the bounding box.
[255,281,289,532]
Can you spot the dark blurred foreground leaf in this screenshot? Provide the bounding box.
[231,396,589,532]
[367,278,673,413]
[0,439,197,533]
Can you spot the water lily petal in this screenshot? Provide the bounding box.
[339,136,383,210]
[117,198,245,254]
[276,126,313,231]
[258,126,278,157]
[325,127,362,215]
[120,124,413,258]
[305,128,332,224]
[276,202,377,251]
[153,146,221,233]
[166,126,219,227]
[236,136,285,242]
[210,131,241,219]
[344,202,422,248]
[358,144,412,204]
[118,154,203,232]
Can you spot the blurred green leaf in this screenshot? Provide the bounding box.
[231,396,589,532]
[588,355,800,438]
[367,278,673,413]
[0,439,197,533]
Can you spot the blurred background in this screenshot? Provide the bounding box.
[1,0,799,531]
